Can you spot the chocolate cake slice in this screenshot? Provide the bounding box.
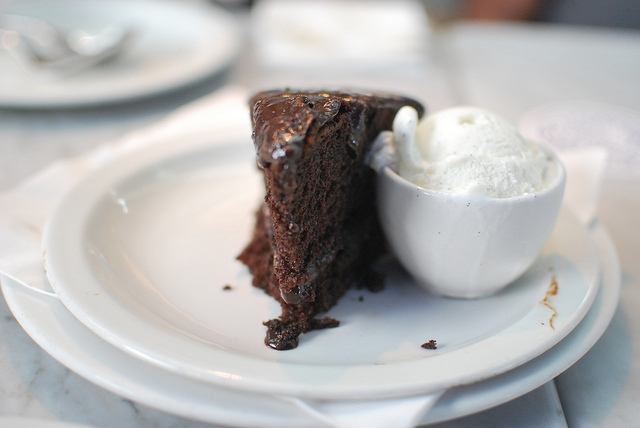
[238,90,424,350]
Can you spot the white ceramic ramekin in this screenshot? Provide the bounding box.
[377,147,566,298]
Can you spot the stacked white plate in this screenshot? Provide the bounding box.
[2,128,621,426]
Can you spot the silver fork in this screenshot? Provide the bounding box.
[0,13,135,79]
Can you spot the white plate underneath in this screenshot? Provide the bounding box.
[0,0,240,107]
[2,220,620,426]
[42,135,600,400]
[0,418,92,428]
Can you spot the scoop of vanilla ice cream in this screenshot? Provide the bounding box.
[393,106,553,198]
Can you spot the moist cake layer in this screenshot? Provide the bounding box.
[238,90,424,350]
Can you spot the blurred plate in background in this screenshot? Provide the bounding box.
[0,0,241,108]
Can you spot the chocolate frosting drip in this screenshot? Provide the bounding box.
[251,90,425,170]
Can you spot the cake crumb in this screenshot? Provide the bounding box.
[421,340,437,350]
[310,317,340,330]
[223,285,233,291]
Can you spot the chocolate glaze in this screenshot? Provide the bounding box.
[251,90,424,170]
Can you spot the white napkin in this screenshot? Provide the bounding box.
[554,147,608,225]
[282,392,443,428]
[251,0,432,71]
[0,91,611,428]
[0,86,251,296]
[518,101,639,225]
[519,101,640,182]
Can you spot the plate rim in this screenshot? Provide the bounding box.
[41,134,602,400]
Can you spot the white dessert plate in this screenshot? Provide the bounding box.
[42,135,600,400]
[0,0,240,108]
[2,219,620,426]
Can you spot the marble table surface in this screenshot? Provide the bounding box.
[1,2,640,427]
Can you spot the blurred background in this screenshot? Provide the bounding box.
[1,1,640,427]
